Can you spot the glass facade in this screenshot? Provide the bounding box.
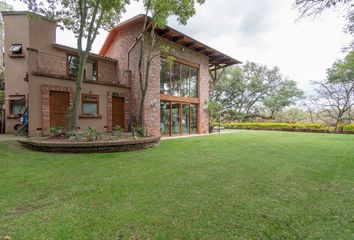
[160,102,171,135]
[160,102,198,136]
[160,58,198,98]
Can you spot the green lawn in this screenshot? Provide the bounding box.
[0,131,353,239]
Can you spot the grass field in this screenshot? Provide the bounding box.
[0,131,353,239]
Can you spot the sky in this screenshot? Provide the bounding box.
[6,0,352,92]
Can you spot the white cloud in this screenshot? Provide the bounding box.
[6,0,352,92]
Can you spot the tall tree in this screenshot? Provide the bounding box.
[136,0,205,128]
[21,0,129,131]
[295,0,354,49]
[304,51,354,128]
[295,0,352,18]
[211,62,303,122]
[0,1,13,91]
[327,50,354,83]
[305,80,354,128]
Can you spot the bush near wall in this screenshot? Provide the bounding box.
[212,122,354,134]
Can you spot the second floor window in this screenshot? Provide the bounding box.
[68,55,79,77]
[9,44,23,56]
[68,55,97,80]
[160,58,198,98]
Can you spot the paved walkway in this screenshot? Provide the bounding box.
[0,134,26,142]
[161,129,240,141]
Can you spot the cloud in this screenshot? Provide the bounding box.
[7,0,351,92]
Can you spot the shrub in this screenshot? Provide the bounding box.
[48,126,64,137]
[343,124,354,133]
[132,126,149,139]
[85,126,99,142]
[112,125,123,138]
[212,122,334,133]
[66,130,83,141]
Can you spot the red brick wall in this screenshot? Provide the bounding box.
[98,60,117,83]
[104,24,210,136]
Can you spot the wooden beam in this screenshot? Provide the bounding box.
[209,67,226,83]
[161,29,171,37]
[172,35,184,42]
[212,58,231,65]
[195,47,206,52]
[184,42,196,48]
[157,29,169,36]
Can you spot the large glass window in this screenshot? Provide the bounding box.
[172,63,181,96]
[171,103,180,135]
[160,102,171,135]
[160,58,170,94]
[190,68,198,98]
[161,102,198,136]
[191,104,197,133]
[182,104,190,134]
[160,58,198,98]
[181,65,190,97]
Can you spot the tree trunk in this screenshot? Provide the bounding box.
[68,53,88,131]
[138,89,147,127]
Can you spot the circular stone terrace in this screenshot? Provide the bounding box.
[19,136,160,153]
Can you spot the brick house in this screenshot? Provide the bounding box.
[2,12,241,137]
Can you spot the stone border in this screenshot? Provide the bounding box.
[19,136,160,153]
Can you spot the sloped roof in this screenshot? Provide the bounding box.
[100,14,242,69]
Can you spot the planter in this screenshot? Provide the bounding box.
[19,136,161,153]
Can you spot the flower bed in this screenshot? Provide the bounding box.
[19,136,161,153]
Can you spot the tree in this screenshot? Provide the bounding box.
[327,50,354,83]
[304,51,354,128]
[305,80,354,128]
[274,107,310,123]
[211,62,303,122]
[21,0,129,131]
[295,0,352,18]
[136,0,204,128]
[295,0,354,49]
[0,1,13,91]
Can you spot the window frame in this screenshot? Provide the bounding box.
[67,53,98,81]
[9,95,26,116]
[160,57,199,98]
[81,94,99,115]
[160,101,198,136]
[9,44,22,54]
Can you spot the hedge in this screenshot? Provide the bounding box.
[212,122,354,134]
[343,124,354,133]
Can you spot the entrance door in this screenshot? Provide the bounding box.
[112,97,125,128]
[50,91,69,128]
